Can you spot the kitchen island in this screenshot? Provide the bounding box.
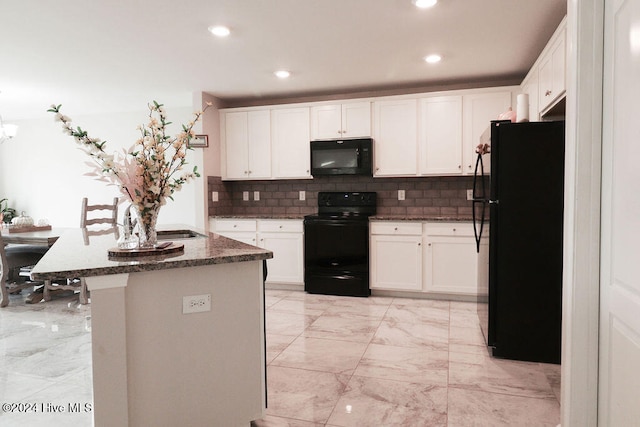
[31,226,272,427]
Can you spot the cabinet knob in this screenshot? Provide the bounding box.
[394,227,398,231]
[244,171,248,174]
[428,243,432,247]
[418,242,421,246]
[458,165,461,169]
[233,225,237,228]
[279,225,283,229]
[545,90,552,97]
[468,165,472,169]
[453,228,456,232]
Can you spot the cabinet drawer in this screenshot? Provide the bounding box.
[424,222,474,237]
[370,221,422,235]
[215,219,257,232]
[258,219,303,233]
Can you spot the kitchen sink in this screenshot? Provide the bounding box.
[156,229,206,240]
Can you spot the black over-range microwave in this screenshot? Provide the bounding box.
[310,138,373,176]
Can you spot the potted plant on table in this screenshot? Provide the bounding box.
[0,198,16,224]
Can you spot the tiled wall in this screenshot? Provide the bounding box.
[208,175,474,218]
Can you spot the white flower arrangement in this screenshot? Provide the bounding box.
[48,101,212,246]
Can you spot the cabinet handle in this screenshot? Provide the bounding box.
[545,90,552,97]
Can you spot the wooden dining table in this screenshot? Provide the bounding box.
[1,227,67,246]
[1,227,69,307]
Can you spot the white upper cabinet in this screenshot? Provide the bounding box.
[311,102,371,140]
[462,91,513,175]
[222,110,271,180]
[373,99,418,176]
[271,107,311,179]
[538,26,566,112]
[419,96,463,175]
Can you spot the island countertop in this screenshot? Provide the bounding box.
[30,225,273,280]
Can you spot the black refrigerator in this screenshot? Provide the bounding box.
[473,120,564,364]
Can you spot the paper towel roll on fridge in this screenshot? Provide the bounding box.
[517,94,529,122]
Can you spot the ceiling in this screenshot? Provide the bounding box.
[0,0,566,119]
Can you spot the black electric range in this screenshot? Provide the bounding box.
[303,191,376,297]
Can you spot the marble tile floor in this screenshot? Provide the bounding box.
[0,288,561,427]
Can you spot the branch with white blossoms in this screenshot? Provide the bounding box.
[48,101,212,215]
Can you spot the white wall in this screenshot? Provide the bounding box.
[0,105,203,228]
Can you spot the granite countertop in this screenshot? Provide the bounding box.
[30,225,273,281]
[370,215,473,222]
[211,215,473,222]
[212,214,305,220]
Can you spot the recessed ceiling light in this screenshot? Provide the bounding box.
[274,70,290,79]
[413,0,438,9]
[208,25,230,37]
[424,54,442,64]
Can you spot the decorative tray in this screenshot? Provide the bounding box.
[6,225,53,233]
[107,242,184,259]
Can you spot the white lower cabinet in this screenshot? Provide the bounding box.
[370,221,479,296]
[424,223,478,295]
[212,218,304,285]
[370,222,423,291]
[212,218,258,246]
[257,220,304,284]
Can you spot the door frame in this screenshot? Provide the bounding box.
[562,0,604,425]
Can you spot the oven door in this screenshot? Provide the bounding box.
[303,217,370,297]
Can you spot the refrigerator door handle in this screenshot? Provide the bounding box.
[489,200,499,204]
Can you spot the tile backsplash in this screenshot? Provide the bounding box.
[208,175,474,218]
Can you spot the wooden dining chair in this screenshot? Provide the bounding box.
[80,197,118,228]
[42,197,119,304]
[0,233,48,307]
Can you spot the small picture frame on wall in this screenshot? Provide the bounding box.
[189,134,208,148]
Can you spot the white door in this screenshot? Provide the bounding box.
[599,0,640,424]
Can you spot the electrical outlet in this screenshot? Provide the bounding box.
[243,191,249,201]
[254,191,260,201]
[211,191,218,202]
[467,189,474,201]
[398,189,405,201]
[183,294,211,314]
[299,190,306,201]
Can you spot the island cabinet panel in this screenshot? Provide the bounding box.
[419,95,463,175]
[373,98,418,176]
[271,107,311,179]
[88,262,266,426]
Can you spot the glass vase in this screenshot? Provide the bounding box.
[135,205,160,249]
